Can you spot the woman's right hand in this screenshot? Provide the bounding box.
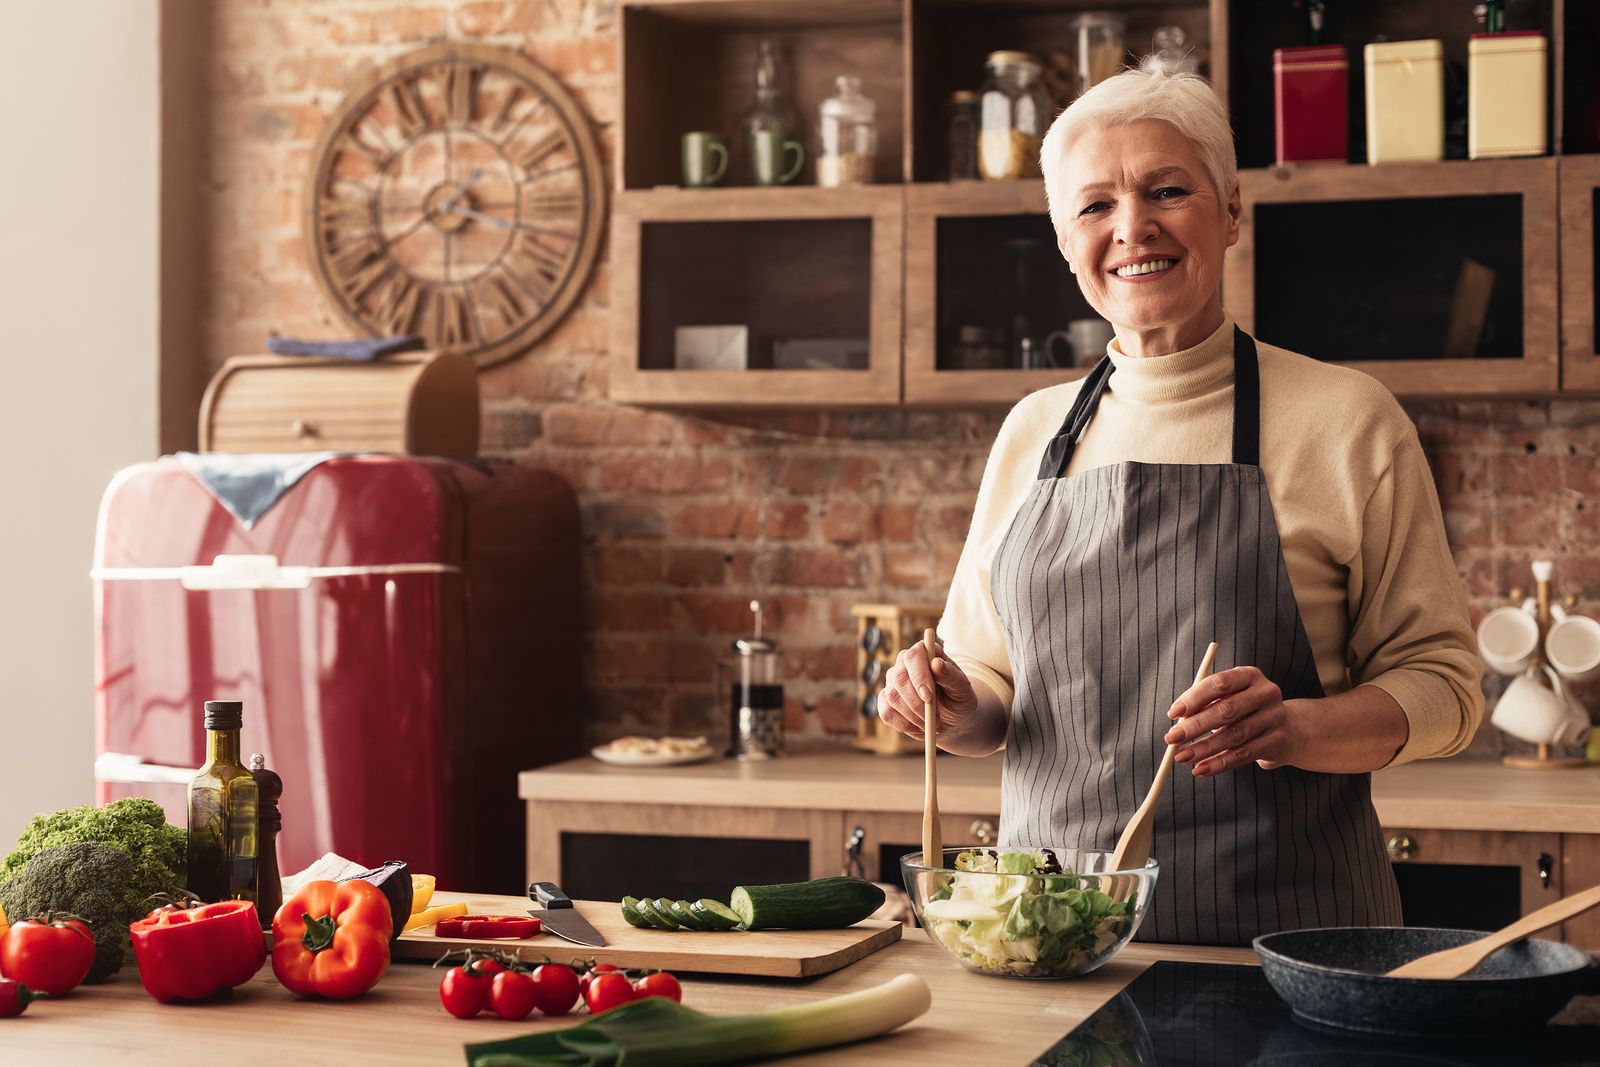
[878,641,982,746]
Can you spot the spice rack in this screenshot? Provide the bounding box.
[850,602,942,757]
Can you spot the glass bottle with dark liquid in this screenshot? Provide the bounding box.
[186,700,259,903]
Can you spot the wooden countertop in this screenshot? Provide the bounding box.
[10,932,1254,1066]
[521,748,1600,834]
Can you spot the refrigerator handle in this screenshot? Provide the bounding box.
[94,752,198,785]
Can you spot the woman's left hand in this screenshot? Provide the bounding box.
[1162,665,1306,776]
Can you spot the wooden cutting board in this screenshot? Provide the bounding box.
[394,892,900,978]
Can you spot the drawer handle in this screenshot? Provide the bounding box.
[1387,833,1417,861]
[970,819,996,846]
[292,419,319,438]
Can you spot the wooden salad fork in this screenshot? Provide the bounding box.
[1384,882,1600,979]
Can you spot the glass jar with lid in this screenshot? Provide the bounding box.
[817,75,877,187]
[978,51,1052,181]
[1068,12,1128,99]
[942,90,980,180]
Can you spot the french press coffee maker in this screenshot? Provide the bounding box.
[720,600,785,760]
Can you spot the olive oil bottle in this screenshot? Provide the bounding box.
[186,700,259,903]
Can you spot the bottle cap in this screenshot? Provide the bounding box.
[203,700,243,730]
[986,50,1042,72]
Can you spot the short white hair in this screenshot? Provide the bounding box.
[1040,66,1237,237]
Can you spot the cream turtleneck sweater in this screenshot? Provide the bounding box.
[941,314,1484,766]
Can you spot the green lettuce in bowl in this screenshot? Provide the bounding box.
[902,847,1158,978]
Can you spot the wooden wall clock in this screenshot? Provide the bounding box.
[304,42,607,369]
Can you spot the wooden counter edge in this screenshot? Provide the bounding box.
[521,753,1600,833]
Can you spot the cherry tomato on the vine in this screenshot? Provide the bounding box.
[489,970,540,1021]
[438,965,490,1019]
[584,970,636,1015]
[633,971,682,1002]
[0,916,94,996]
[529,963,580,1015]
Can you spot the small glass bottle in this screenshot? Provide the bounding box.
[186,700,259,903]
[817,75,877,187]
[744,38,795,177]
[943,90,980,180]
[1146,25,1199,76]
[978,51,1052,181]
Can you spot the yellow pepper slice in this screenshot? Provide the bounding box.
[403,900,467,933]
[410,873,436,914]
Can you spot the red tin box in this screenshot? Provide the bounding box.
[1273,45,1349,166]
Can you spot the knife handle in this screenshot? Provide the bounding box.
[529,881,573,909]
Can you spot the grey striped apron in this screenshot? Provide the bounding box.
[990,327,1403,946]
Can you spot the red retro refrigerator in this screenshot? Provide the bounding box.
[92,455,584,894]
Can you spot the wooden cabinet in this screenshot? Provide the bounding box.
[1562,832,1600,950]
[611,0,1600,408]
[843,810,999,882]
[1379,827,1562,932]
[1227,158,1560,395]
[608,186,903,406]
[1560,156,1600,391]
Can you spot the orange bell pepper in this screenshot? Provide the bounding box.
[271,879,391,999]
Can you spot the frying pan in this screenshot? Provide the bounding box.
[1253,927,1600,1037]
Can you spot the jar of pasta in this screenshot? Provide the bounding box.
[1068,12,1128,99]
[817,75,877,187]
[978,51,1051,181]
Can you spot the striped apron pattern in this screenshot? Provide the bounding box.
[990,327,1402,946]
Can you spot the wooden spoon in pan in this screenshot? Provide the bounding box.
[1385,882,1600,979]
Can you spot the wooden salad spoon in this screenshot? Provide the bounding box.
[921,628,942,871]
[1109,641,1219,886]
[1384,882,1600,979]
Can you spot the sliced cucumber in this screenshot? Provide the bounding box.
[653,898,688,930]
[729,876,886,930]
[668,899,709,930]
[693,899,743,931]
[635,897,680,930]
[620,896,652,929]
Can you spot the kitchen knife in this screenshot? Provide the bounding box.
[527,881,607,947]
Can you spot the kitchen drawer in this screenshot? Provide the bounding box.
[1380,827,1561,931]
[1562,832,1600,950]
[525,798,844,899]
[199,350,479,456]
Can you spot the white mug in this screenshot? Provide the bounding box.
[1546,614,1600,683]
[1491,665,1590,748]
[1477,605,1540,676]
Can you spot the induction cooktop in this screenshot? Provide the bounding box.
[1031,961,1600,1066]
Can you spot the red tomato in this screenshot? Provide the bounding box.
[489,970,540,1020]
[0,916,95,996]
[469,958,507,978]
[529,963,580,1015]
[584,970,636,1015]
[578,961,618,997]
[0,979,34,1018]
[438,965,489,1019]
[633,971,682,1002]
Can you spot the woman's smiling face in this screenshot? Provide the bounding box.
[1057,119,1241,355]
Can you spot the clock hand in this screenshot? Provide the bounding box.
[434,166,484,217]
[445,204,578,241]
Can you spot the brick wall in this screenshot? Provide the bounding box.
[201,0,1598,755]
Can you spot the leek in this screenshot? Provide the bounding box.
[464,973,932,1067]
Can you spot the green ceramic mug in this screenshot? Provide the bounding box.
[681,131,729,187]
[751,129,805,186]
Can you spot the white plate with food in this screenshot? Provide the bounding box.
[591,735,718,767]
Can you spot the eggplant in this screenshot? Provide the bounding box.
[340,860,412,941]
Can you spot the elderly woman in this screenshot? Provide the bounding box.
[879,67,1483,946]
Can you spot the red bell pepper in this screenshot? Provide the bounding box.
[434,914,542,939]
[128,900,267,1003]
[272,879,391,999]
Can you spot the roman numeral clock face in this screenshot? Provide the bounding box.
[305,43,607,368]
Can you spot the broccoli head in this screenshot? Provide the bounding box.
[0,842,133,982]
[0,797,185,921]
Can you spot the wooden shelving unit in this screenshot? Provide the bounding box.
[611,0,1598,408]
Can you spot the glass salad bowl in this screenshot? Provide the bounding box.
[901,846,1158,979]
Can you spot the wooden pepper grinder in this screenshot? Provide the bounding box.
[249,753,283,926]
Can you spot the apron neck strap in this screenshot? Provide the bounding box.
[1038,326,1261,480]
